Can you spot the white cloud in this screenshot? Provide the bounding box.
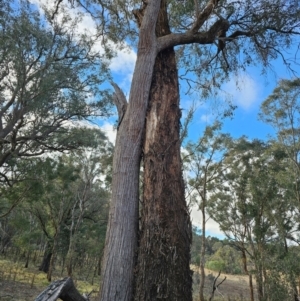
[222,73,260,110]
[200,113,213,123]
[190,206,224,238]
[110,47,137,75]
[101,122,117,144]
[29,0,98,40]
[109,46,137,93]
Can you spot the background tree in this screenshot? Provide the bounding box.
[0,124,112,282]
[185,121,231,301]
[208,138,298,301]
[260,78,300,218]
[206,244,242,274]
[259,79,300,299]
[0,0,111,188]
[64,137,113,277]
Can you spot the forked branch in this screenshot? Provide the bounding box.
[209,271,227,301]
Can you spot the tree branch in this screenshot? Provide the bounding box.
[189,0,219,33]
[158,18,229,52]
[209,271,227,301]
[110,81,127,129]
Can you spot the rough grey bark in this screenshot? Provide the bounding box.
[99,2,162,301]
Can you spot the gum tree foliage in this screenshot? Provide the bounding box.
[208,138,299,301]
[206,244,242,274]
[0,122,112,284]
[4,131,112,280]
[64,140,113,278]
[0,0,111,187]
[29,131,112,281]
[32,0,300,300]
[260,79,300,207]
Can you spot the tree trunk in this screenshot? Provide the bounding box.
[47,231,60,282]
[241,248,254,301]
[256,261,264,301]
[134,2,192,300]
[39,241,53,273]
[199,196,206,301]
[66,237,75,277]
[99,2,161,301]
[24,250,30,268]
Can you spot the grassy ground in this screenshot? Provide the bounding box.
[0,259,99,300]
[0,260,253,301]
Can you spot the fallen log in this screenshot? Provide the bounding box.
[34,277,90,301]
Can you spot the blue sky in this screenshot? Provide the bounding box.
[184,63,299,144]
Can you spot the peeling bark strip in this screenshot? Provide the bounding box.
[134,1,193,300]
[99,1,162,301]
[34,278,89,301]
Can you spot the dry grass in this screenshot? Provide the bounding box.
[0,260,253,301]
[192,266,254,301]
[0,259,99,300]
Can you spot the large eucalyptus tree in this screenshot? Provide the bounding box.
[99,1,299,300]
[91,1,300,300]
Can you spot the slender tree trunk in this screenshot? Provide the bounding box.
[39,241,53,273]
[256,261,264,301]
[24,250,30,268]
[199,197,206,301]
[134,2,192,300]
[99,2,161,301]
[241,248,254,301]
[66,237,74,276]
[47,231,59,282]
[262,257,268,301]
